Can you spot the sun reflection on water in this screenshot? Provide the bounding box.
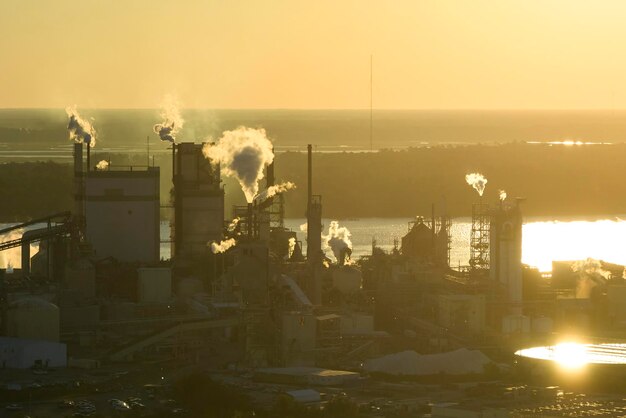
[523,219,626,272]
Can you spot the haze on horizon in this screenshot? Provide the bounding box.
[2,0,626,110]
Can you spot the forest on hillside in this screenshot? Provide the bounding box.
[0,143,624,222]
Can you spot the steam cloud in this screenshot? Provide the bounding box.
[287,237,296,258]
[254,181,296,203]
[465,173,488,197]
[1,229,38,270]
[300,223,308,233]
[96,160,109,170]
[209,238,237,254]
[227,217,240,234]
[153,95,184,142]
[499,189,507,201]
[66,106,97,147]
[572,258,609,298]
[323,221,353,265]
[202,127,274,203]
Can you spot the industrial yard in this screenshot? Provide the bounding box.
[2,116,626,418]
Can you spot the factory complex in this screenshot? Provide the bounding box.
[1,115,626,417]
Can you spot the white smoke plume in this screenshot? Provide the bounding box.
[209,238,237,254]
[202,127,274,203]
[465,173,488,197]
[254,181,296,203]
[287,237,296,259]
[66,106,97,147]
[499,189,507,201]
[96,160,109,170]
[0,229,37,270]
[227,217,240,234]
[153,95,184,142]
[323,221,353,265]
[300,223,308,233]
[572,258,609,299]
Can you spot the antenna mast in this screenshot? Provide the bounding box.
[370,54,373,151]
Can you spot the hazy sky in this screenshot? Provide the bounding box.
[2,0,626,109]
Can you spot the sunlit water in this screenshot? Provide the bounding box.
[516,342,626,367]
[3,217,626,272]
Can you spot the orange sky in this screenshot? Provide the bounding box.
[2,0,626,109]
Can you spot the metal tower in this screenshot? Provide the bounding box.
[469,202,490,270]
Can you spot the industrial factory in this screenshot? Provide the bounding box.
[2,109,626,417]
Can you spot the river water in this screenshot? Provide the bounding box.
[3,216,626,273]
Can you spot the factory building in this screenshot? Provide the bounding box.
[172,142,224,262]
[490,199,523,319]
[84,167,160,263]
[438,294,486,335]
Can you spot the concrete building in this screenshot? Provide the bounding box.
[0,337,67,369]
[84,167,160,263]
[281,312,316,366]
[172,142,224,261]
[438,294,486,335]
[490,200,523,316]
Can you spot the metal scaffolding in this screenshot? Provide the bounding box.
[469,202,490,271]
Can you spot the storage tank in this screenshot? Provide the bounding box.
[7,297,60,342]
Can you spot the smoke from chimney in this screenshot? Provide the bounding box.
[209,238,237,254]
[254,181,296,203]
[572,258,609,298]
[323,221,353,265]
[96,160,109,170]
[66,106,97,147]
[227,217,241,234]
[0,229,37,270]
[287,237,296,258]
[153,95,184,142]
[465,173,488,196]
[202,126,274,203]
[499,189,507,201]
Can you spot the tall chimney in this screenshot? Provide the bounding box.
[307,144,312,206]
[305,144,323,304]
[86,144,91,172]
[247,203,253,238]
[73,142,84,230]
[267,148,275,188]
[306,146,322,262]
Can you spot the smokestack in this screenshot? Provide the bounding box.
[73,142,84,229]
[247,203,253,238]
[306,145,323,262]
[307,144,312,206]
[267,148,275,188]
[86,144,91,172]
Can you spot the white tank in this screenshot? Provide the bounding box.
[7,297,60,342]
